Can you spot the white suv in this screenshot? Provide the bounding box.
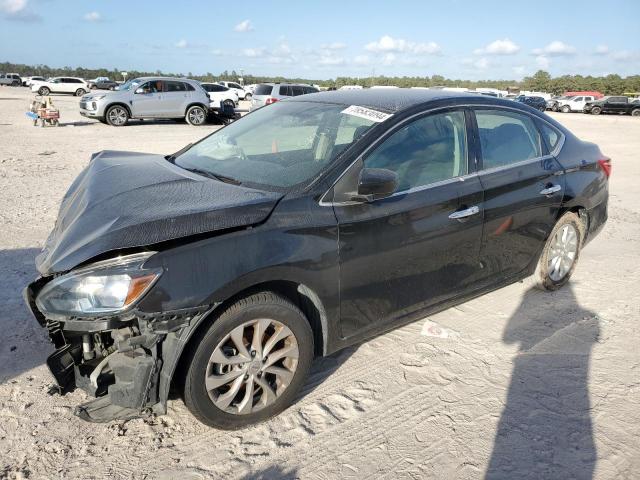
[200,83,238,108]
[31,77,89,96]
[557,95,596,113]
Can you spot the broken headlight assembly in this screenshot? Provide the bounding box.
[36,252,161,319]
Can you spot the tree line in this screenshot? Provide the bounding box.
[2,61,639,95]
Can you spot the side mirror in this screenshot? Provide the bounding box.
[135,87,148,94]
[352,168,398,202]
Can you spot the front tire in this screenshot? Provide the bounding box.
[105,105,129,126]
[631,108,640,117]
[38,87,50,95]
[75,88,86,96]
[183,292,314,429]
[186,105,207,126]
[530,212,585,291]
[244,93,252,101]
[561,105,571,113]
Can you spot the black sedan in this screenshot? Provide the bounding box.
[514,95,548,111]
[25,89,610,429]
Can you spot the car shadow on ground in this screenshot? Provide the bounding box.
[486,284,599,479]
[238,465,299,480]
[0,248,52,384]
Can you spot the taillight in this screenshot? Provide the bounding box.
[597,156,612,178]
[265,97,278,105]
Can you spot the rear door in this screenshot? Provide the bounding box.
[333,108,485,337]
[163,81,190,117]
[472,107,565,281]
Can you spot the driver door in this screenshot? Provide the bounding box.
[131,80,164,118]
[331,108,484,338]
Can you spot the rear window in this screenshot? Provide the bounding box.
[255,84,273,95]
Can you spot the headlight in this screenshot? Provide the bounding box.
[36,252,161,318]
[93,95,106,100]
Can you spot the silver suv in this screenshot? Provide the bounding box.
[79,77,212,126]
[250,83,319,110]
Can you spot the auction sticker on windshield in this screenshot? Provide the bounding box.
[341,105,392,123]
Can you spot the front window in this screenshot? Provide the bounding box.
[173,102,378,190]
[117,78,142,91]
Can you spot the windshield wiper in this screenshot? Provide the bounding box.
[183,167,242,185]
[165,143,192,163]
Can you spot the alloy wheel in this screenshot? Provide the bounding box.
[108,107,127,126]
[188,107,206,125]
[547,224,578,281]
[205,318,299,415]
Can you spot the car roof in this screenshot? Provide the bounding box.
[133,76,199,83]
[287,88,512,114]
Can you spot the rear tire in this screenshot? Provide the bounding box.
[105,105,129,126]
[561,105,571,113]
[75,88,86,96]
[186,105,207,126]
[591,106,602,115]
[529,212,585,291]
[244,93,252,101]
[38,87,50,95]
[183,292,314,429]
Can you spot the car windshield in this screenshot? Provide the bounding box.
[173,101,378,190]
[117,78,142,91]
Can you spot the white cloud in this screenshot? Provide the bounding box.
[474,38,520,55]
[382,53,396,66]
[234,19,254,32]
[242,47,265,58]
[595,45,609,55]
[612,50,636,61]
[365,35,440,55]
[318,55,345,66]
[175,39,188,48]
[0,0,26,13]
[354,55,371,65]
[513,65,526,76]
[532,41,576,56]
[321,42,347,50]
[83,11,101,22]
[211,49,225,56]
[535,55,550,69]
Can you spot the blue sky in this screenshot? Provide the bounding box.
[1,0,639,79]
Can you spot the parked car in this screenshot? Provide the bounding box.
[79,77,212,126]
[217,81,251,100]
[25,89,610,428]
[250,83,320,110]
[200,82,238,108]
[546,95,573,111]
[89,79,119,91]
[557,95,596,113]
[31,77,89,96]
[0,73,22,86]
[87,77,110,88]
[514,95,547,111]
[583,96,640,116]
[22,76,46,87]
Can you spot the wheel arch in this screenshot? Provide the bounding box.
[105,102,132,116]
[185,102,209,115]
[167,280,328,399]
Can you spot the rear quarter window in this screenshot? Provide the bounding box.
[255,84,273,95]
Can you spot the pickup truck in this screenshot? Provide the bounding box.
[583,96,640,116]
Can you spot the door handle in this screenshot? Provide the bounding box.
[449,205,480,220]
[539,184,562,196]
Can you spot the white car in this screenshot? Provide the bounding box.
[217,81,251,100]
[557,95,596,113]
[200,83,238,108]
[22,76,46,87]
[31,77,90,96]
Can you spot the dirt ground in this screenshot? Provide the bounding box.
[0,86,638,480]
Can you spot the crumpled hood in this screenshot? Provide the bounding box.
[36,150,282,275]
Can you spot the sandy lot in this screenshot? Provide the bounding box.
[0,86,639,480]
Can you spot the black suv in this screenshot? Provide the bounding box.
[25,90,610,429]
[583,96,640,116]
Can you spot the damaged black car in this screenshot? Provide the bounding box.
[25,89,610,429]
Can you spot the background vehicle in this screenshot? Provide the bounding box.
[0,73,22,86]
[26,90,609,429]
[250,83,320,110]
[584,96,640,116]
[200,82,238,108]
[89,79,119,90]
[31,77,89,96]
[217,81,251,100]
[22,76,46,87]
[79,76,211,126]
[547,95,574,111]
[557,95,595,113]
[514,95,547,111]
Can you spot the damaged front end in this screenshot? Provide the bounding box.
[24,252,210,423]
